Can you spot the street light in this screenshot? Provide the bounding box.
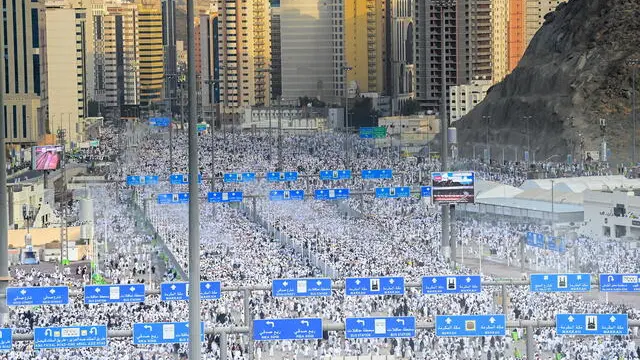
[522,115,532,163]
[627,59,640,164]
[22,204,34,234]
[342,65,353,168]
[482,115,491,163]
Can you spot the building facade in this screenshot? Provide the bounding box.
[466,0,492,81]
[389,0,415,114]
[449,79,491,123]
[491,0,509,83]
[161,0,176,112]
[2,0,43,144]
[270,3,282,100]
[137,0,164,107]
[199,9,220,124]
[40,5,90,147]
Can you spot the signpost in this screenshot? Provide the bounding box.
[431,172,475,203]
[169,174,202,185]
[435,315,506,337]
[529,274,590,292]
[269,190,305,201]
[160,282,222,301]
[345,317,415,339]
[196,123,207,132]
[599,274,640,292]
[34,325,107,349]
[359,127,387,139]
[272,278,332,297]
[157,193,189,205]
[223,173,256,183]
[0,329,11,351]
[526,232,545,249]
[375,187,411,199]
[149,117,170,127]
[421,186,432,198]
[422,275,482,294]
[6,286,69,306]
[556,314,628,335]
[319,170,351,180]
[126,175,159,186]
[133,322,205,344]
[314,188,350,200]
[84,284,145,304]
[207,191,244,203]
[266,172,298,182]
[361,169,393,180]
[526,232,566,252]
[345,277,405,296]
[253,318,323,341]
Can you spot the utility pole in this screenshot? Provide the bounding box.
[57,129,69,264]
[277,114,283,171]
[342,66,352,168]
[523,115,532,164]
[0,17,10,326]
[628,60,640,164]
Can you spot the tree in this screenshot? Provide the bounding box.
[87,100,101,117]
[298,96,326,108]
[401,99,421,116]
[351,97,378,127]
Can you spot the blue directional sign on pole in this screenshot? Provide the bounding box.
[133,322,205,344]
[272,278,332,297]
[361,169,393,179]
[223,172,256,183]
[0,329,12,351]
[160,282,222,301]
[345,277,405,296]
[599,274,640,292]
[314,188,350,200]
[375,187,411,199]
[266,171,298,182]
[359,127,374,138]
[436,315,506,337]
[34,325,107,349]
[84,284,145,304]
[526,232,545,248]
[421,186,432,198]
[346,317,415,339]
[530,274,591,292]
[546,236,566,253]
[169,173,202,185]
[319,170,351,180]
[126,175,159,186]
[269,190,305,201]
[6,286,69,306]
[422,275,482,294]
[149,117,170,127]
[207,191,243,203]
[556,314,628,335]
[157,193,189,204]
[253,318,323,341]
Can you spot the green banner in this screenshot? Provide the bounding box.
[373,126,387,138]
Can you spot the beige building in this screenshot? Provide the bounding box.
[377,115,440,154]
[491,0,509,84]
[215,0,271,118]
[7,182,58,229]
[137,0,164,107]
[525,0,564,45]
[449,79,492,123]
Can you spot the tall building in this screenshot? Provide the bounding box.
[280,0,342,105]
[270,1,281,100]
[344,0,386,94]
[525,0,563,45]
[389,0,415,113]
[199,8,219,123]
[161,0,176,111]
[491,0,509,83]
[466,0,492,81]
[216,0,271,117]
[2,0,42,144]
[449,79,491,122]
[507,0,525,72]
[40,5,90,147]
[137,0,164,107]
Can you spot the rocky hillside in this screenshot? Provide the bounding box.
[455,0,640,163]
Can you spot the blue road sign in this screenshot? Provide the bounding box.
[126,175,159,186]
[157,193,189,205]
[359,127,374,139]
[526,232,545,248]
[34,325,107,349]
[169,173,202,185]
[253,318,323,341]
[0,329,12,351]
[599,273,640,292]
[556,314,628,335]
[421,186,432,197]
[84,284,145,304]
[149,117,170,127]
[207,191,243,203]
[375,187,411,199]
[269,189,305,201]
[319,170,352,180]
[266,171,298,182]
[223,172,256,183]
[422,275,482,294]
[546,236,566,253]
[345,277,405,296]
[133,322,205,344]
[530,274,591,292]
[160,282,222,301]
[345,317,415,339]
[6,286,69,306]
[314,188,350,200]
[196,123,207,132]
[361,169,393,180]
[436,315,506,337]
[272,278,332,297]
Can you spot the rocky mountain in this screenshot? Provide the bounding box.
[455,0,640,163]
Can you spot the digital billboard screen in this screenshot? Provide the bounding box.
[32,145,64,171]
[431,171,475,203]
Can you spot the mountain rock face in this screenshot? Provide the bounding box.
[455,0,640,163]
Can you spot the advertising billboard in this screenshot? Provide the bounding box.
[431,172,475,203]
[32,145,64,171]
